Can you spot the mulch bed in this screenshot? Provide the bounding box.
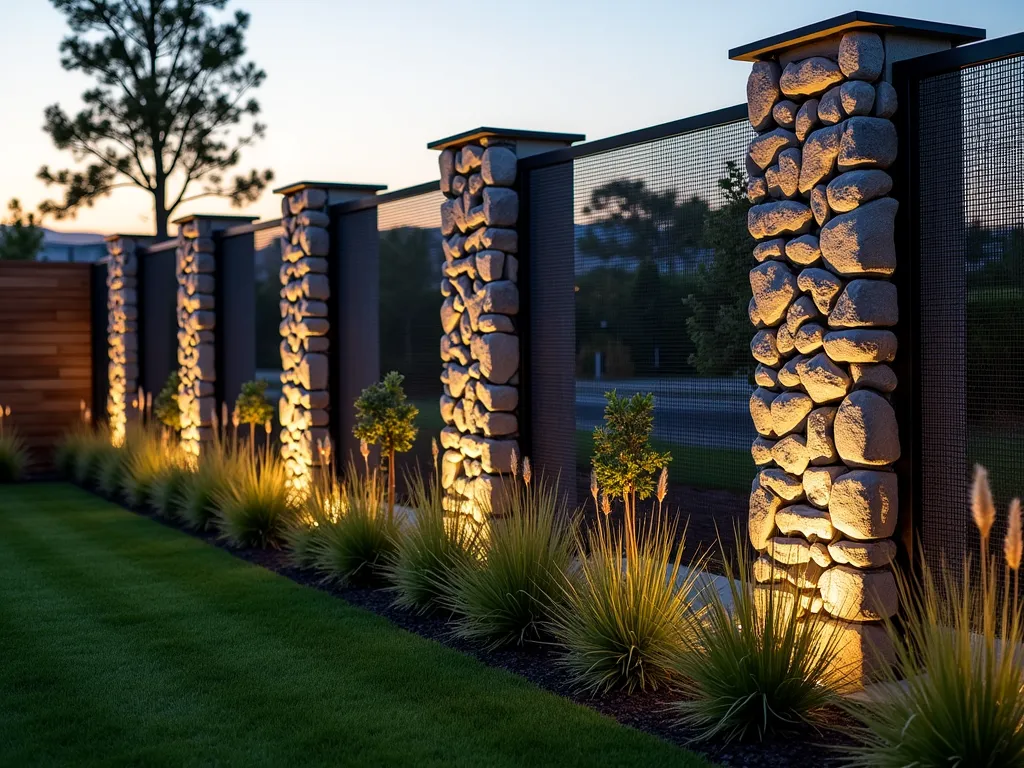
[70,479,860,768]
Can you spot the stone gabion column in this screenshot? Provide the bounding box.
[106,236,138,445]
[278,187,331,489]
[175,219,217,457]
[437,141,521,519]
[744,31,901,673]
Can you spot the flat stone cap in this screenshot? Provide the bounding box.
[103,233,153,243]
[427,127,585,151]
[272,181,387,196]
[171,213,259,225]
[729,11,985,62]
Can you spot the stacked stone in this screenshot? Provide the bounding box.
[745,31,900,673]
[278,187,331,489]
[437,140,521,519]
[175,219,217,457]
[106,236,138,445]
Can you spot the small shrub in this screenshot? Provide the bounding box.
[444,465,576,648]
[0,429,29,482]
[841,465,1024,767]
[309,468,400,585]
[213,445,298,548]
[353,371,418,518]
[671,534,847,742]
[553,509,705,694]
[152,371,181,432]
[387,468,485,613]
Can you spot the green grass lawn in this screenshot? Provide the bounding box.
[0,484,710,768]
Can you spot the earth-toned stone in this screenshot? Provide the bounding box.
[821,619,897,689]
[748,201,814,239]
[748,176,768,204]
[750,473,782,549]
[826,170,893,212]
[776,503,835,540]
[750,261,797,326]
[829,538,897,568]
[748,61,782,130]
[829,469,899,540]
[839,31,885,81]
[755,363,779,388]
[775,323,796,356]
[772,434,810,475]
[754,238,786,262]
[817,86,844,125]
[820,198,898,276]
[798,268,844,315]
[795,98,820,142]
[819,565,898,622]
[799,353,851,403]
[785,234,821,267]
[834,390,901,466]
[760,468,805,501]
[799,124,843,193]
[839,117,898,170]
[752,435,776,465]
[772,99,799,129]
[829,279,898,328]
[786,294,820,335]
[771,391,814,436]
[794,323,825,355]
[750,387,778,437]
[810,184,831,226]
[840,80,876,116]
[780,56,844,97]
[823,329,897,363]
[749,128,799,170]
[470,333,519,385]
[803,465,847,508]
[850,362,897,393]
[778,354,805,387]
[749,297,764,328]
[752,329,781,366]
[766,536,816,565]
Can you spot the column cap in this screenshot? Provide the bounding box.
[172,213,259,225]
[104,233,153,243]
[427,127,585,152]
[729,11,985,62]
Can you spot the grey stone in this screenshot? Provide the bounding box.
[478,411,517,437]
[799,124,843,193]
[469,173,485,196]
[780,56,844,97]
[749,297,764,328]
[456,144,484,174]
[300,226,329,257]
[794,323,826,355]
[799,353,851,404]
[747,61,782,130]
[839,31,885,81]
[834,390,901,466]
[775,148,802,198]
[770,390,812,437]
[297,210,330,228]
[829,538,897,568]
[483,187,519,227]
[475,381,518,412]
[786,294,820,335]
[775,503,835,540]
[753,238,786,262]
[785,234,821,267]
[778,354,805,387]
[748,176,768,204]
[755,363,779,388]
[760,468,805,501]
[798,268,844,314]
[749,128,799,170]
[772,434,810,475]
[840,80,876,116]
[471,333,519,385]
[875,81,898,118]
[839,117,898,171]
[776,323,796,356]
[748,201,814,239]
[441,363,471,398]
[441,296,460,334]
[752,436,776,465]
[440,199,456,237]
[750,473,782,550]
[475,250,505,281]
[823,329,898,363]
[806,405,840,465]
[820,198,898,276]
[750,261,797,327]
[819,565,897,622]
[482,281,519,315]
[451,175,468,196]
[817,86,844,125]
[850,362,897,394]
[481,146,517,186]
[752,329,780,366]
[439,149,456,195]
[803,465,847,508]
[772,99,799,129]
[829,279,898,328]
[478,314,514,333]
[810,185,831,226]
[826,170,893,212]
[465,227,518,254]
[750,387,778,437]
[795,98,820,142]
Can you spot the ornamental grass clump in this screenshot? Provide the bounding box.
[444,456,576,648]
[55,406,93,477]
[672,532,848,743]
[553,469,706,694]
[175,421,244,530]
[308,463,400,585]
[0,405,29,482]
[148,456,192,518]
[842,465,1024,767]
[387,450,486,613]
[72,424,112,485]
[121,425,177,507]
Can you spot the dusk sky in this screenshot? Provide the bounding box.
[0,0,1020,235]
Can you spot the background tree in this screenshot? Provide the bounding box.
[38,0,273,238]
[353,372,419,520]
[685,161,754,377]
[0,200,45,261]
[233,379,274,454]
[152,370,180,432]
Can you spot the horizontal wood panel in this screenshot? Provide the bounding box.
[0,263,95,471]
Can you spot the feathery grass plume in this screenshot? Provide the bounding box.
[509,447,518,479]
[386,469,485,613]
[309,463,399,585]
[95,426,130,495]
[360,438,370,476]
[0,427,29,482]
[444,470,576,648]
[431,437,439,472]
[590,468,599,512]
[176,440,243,530]
[1006,498,1021,573]
[601,492,612,516]
[213,441,299,548]
[72,423,112,485]
[973,464,996,541]
[522,456,532,486]
[656,466,668,514]
[673,532,848,742]
[552,509,706,694]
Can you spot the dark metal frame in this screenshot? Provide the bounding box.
[89,263,109,427]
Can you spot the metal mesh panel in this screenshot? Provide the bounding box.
[378,189,445,477]
[918,53,1024,576]
[254,224,284,394]
[528,114,756,553]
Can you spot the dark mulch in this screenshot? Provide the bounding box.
[75,480,859,768]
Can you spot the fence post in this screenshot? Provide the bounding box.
[103,235,140,445]
[139,240,179,400]
[428,128,582,519]
[173,214,257,458]
[729,11,981,685]
[274,181,384,489]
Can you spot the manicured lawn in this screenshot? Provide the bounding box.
[0,484,710,768]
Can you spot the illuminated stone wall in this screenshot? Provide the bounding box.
[744,30,901,677]
[105,236,138,445]
[437,141,521,519]
[278,186,331,489]
[175,219,217,457]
